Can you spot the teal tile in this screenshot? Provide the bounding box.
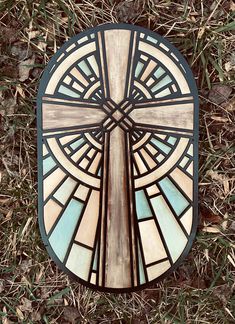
[78,60,92,76]
[49,199,84,262]
[92,245,98,271]
[146,36,157,44]
[158,177,189,216]
[180,156,189,168]
[58,85,80,98]
[156,154,164,162]
[151,138,171,154]
[167,136,177,145]
[154,67,165,79]
[66,243,92,280]
[155,87,171,98]
[43,156,56,175]
[135,62,144,78]
[151,75,172,92]
[135,190,152,220]
[188,144,193,156]
[138,241,145,284]
[70,138,85,150]
[54,177,77,205]
[150,195,187,262]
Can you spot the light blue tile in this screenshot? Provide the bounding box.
[159,177,189,216]
[150,195,187,262]
[66,243,92,280]
[78,60,92,76]
[43,156,56,175]
[154,67,165,79]
[151,138,171,154]
[70,138,85,150]
[135,190,152,220]
[147,36,157,44]
[154,87,171,98]
[138,241,145,284]
[151,75,172,92]
[49,199,84,262]
[54,177,77,205]
[58,85,80,98]
[168,136,177,145]
[188,144,193,156]
[156,154,164,162]
[92,245,98,271]
[180,156,189,168]
[135,62,144,78]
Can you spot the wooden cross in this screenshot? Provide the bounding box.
[41,30,194,288]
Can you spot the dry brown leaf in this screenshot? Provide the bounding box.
[225,62,232,72]
[19,259,32,273]
[116,1,140,22]
[221,212,229,230]
[222,96,235,111]
[225,52,235,72]
[230,0,235,11]
[0,197,11,204]
[11,43,32,61]
[63,306,80,323]
[19,297,32,313]
[21,217,33,238]
[204,249,209,261]
[16,308,24,321]
[225,307,235,320]
[31,311,41,322]
[18,56,35,82]
[0,65,18,79]
[2,316,13,324]
[35,265,45,283]
[202,226,221,233]
[229,220,235,232]
[198,26,205,39]
[5,209,13,219]
[213,283,234,306]
[27,30,40,40]
[0,97,17,116]
[0,25,19,44]
[0,280,4,293]
[200,205,222,225]
[16,85,25,98]
[227,254,235,268]
[208,85,232,104]
[202,212,222,224]
[38,40,47,52]
[206,170,230,195]
[40,286,50,299]
[211,115,229,122]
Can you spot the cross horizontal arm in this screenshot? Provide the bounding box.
[41,96,105,131]
[129,97,194,132]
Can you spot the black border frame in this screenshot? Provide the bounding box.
[37,23,199,294]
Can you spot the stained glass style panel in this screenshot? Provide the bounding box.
[37,24,198,293]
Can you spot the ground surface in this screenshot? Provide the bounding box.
[0,0,235,323]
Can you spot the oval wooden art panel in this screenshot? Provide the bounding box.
[37,24,199,293]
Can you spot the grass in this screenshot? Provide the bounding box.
[0,0,235,322]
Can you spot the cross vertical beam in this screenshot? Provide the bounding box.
[99,29,137,288]
[105,127,132,287]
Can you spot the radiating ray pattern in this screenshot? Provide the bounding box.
[37,24,198,292]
